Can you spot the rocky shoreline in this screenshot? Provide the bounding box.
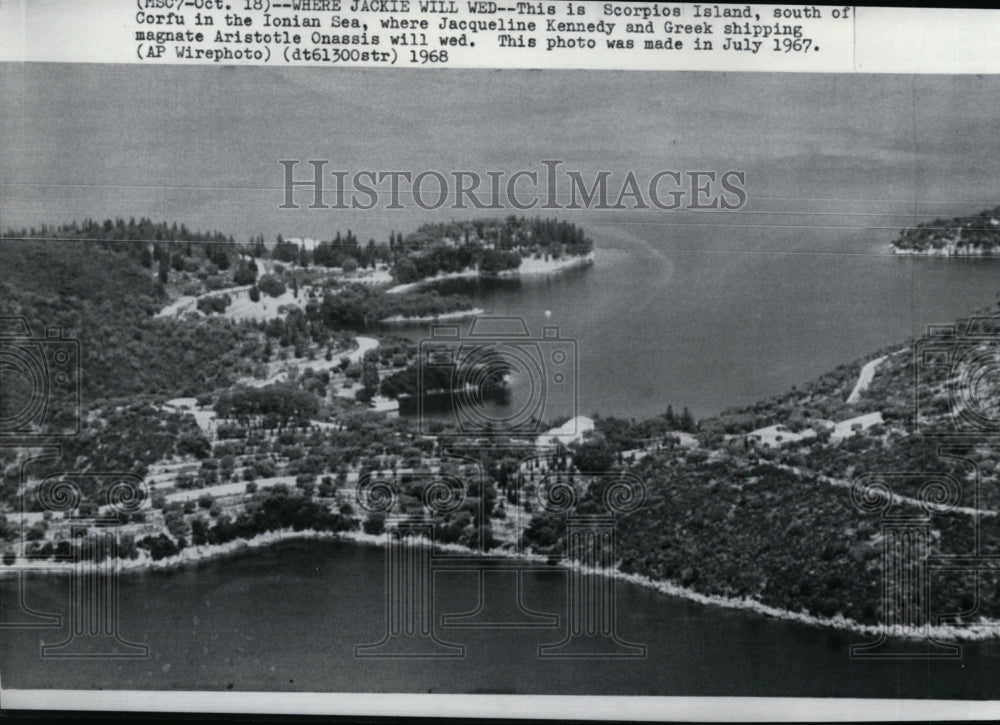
[6,526,998,643]
[385,251,595,294]
[380,307,486,324]
[891,243,996,257]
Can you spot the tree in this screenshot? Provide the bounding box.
[157,250,169,284]
[177,433,211,459]
[272,237,301,264]
[191,516,210,545]
[251,236,267,258]
[164,509,191,539]
[573,439,615,474]
[362,353,380,397]
[257,275,286,298]
[393,257,419,284]
[233,259,258,285]
[196,294,232,315]
[363,513,386,535]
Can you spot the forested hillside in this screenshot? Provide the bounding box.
[524,306,1000,627]
[1,235,263,402]
[893,204,1000,254]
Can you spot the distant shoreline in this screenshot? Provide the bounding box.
[380,307,486,324]
[385,251,595,295]
[891,244,997,257]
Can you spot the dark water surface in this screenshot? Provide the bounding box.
[4,67,1000,696]
[2,541,1000,696]
[389,224,1000,421]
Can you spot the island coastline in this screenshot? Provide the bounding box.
[6,526,997,644]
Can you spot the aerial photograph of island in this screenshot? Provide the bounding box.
[1,65,999,699]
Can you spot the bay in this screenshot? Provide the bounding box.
[3,540,999,696]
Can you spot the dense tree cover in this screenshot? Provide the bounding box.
[378,366,422,399]
[1,401,206,512]
[610,455,882,618]
[591,407,696,451]
[254,305,342,355]
[196,293,231,314]
[215,384,320,428]
[11,216,997,632]
[232,259,258,286]
[391,245,520,284]
[257,274,286,298]
[390,217,593,284]
[271,238,302,264]
[893,204,1000,253]
[400,216,592,255]
[305,284,470,329]
[4,217,238,267]
[270,231,391,270]
[195,486,356,546]
[379,349,512,399]
[2,218,268,301]
[14,488,357,563]
[312,231,390,269]
[762,320,1000,510]
[358,351,380,402]
[570,438,616,474]
[1,238,266,402]
[137,533,185,560]
[368,338,417,369]
[520,307,1000,627]
[606,451,1000,624]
